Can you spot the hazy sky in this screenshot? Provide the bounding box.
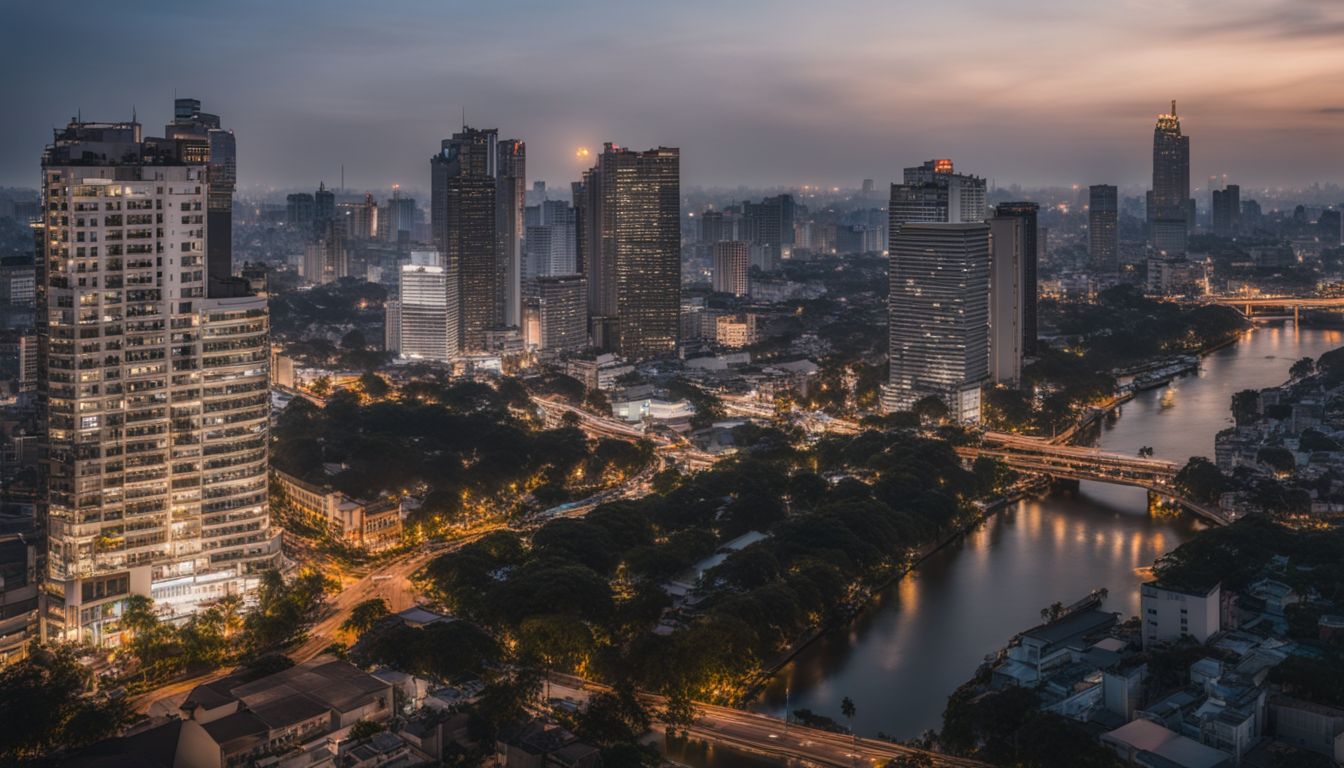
[4,0,1344,194]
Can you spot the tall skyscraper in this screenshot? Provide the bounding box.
[993,202,1038,358]
[884,223,990,422]
[496,139,526,329]
[314,182,335,229]
[382,187,418,244]
[523,201,578,297]
[988,216,1024,384]
[888,159,986,236]
[286,192,315,228]
[40,118,278,647]
[537,274,587,352]
[576,144,681,359]
[1088,184,1119,272]
[1212,184,1240,236]
[431,127,499,351]
[741,194,795,270]
[711,241,750,297]
[163,98,235,294]
[387,250,459,362]
[1149,101,1191,255]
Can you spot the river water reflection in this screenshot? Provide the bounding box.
[745,322,1343,740]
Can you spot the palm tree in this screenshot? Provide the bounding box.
[840,696,857,766]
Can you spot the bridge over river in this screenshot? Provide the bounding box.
[960,432,1232,525]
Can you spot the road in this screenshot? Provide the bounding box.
[532,396,721,469]
[548,676,988,768]
[135,436,671,717]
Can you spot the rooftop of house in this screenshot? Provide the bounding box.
[200,711,269,750]
[1103,719,1233,768]
[1021,608,1118,649]
[185,657,389,730]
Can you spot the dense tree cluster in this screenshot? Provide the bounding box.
[114,569,336,686]
[1152,515,1344,600]
[271,380,653,536]
[938,685,1121,767]
[416,426,991,703]
[0,645,130,763]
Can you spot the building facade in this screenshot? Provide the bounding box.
[988,216,1024,385]
[431,127,498,352]
[496,139,526,329]
[1149,101,1192,255]
[388,251,459,363]
[889,159,987,237]
[1140,581,1221,649]
[711,241,750,297]
[537,274,587,353]
[163,98,235,293]
[993,202,1038,358]
[576,144,680,359]
[40,119,279,646]
[270,469,402,552]
[884,223,990,422]
[1212,184,1240,237]
[1089,184,1119,272]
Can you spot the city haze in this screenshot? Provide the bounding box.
[4,0,1344,190]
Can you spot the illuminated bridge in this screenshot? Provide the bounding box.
[961,432,1231,525]
[1204,294,1344,321]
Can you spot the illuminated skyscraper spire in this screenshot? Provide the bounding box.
[1149,100,1191,255]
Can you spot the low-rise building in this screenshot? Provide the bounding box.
[1141,582,1221,649]
[714,313,759,348]
[1101,718,1233,768]
[1270,696,1344,764]
[94,658,400,768]
[563,354,634,391]
[271,468,403,551]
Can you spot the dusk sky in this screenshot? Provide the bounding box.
[4,0,1344,194]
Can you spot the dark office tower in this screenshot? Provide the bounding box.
[164,98,235,293]
[1212,184,1240,236]
[993,203,1038,357]
[286,192,315,228]
[431,127,499,351]
[1149,100,1191,254]
[496,139,525,328]
[1088,184,1119,272]
[314,181,335,226]
[384,187,417,243]
[988,215,1024,385]
[572,178,596,310]
[742,194,795,270]
[578,144,680,359]
[699,210,725,244]
[884,223,990,422]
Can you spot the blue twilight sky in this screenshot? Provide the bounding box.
[3,0,1344,194]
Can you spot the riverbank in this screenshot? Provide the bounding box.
[736,476,1050,705]
[744,324,1340,742]
[733,337,1249,706]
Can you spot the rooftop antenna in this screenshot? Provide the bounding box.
[462,106,466,131]
[341,164,345,192]
[1171,99,1177,116]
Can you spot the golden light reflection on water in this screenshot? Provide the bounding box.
[758,325,1344,742]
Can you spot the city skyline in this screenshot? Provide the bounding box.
[5,1,1344,192]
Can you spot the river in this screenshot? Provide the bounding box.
[736,322,1344,743]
